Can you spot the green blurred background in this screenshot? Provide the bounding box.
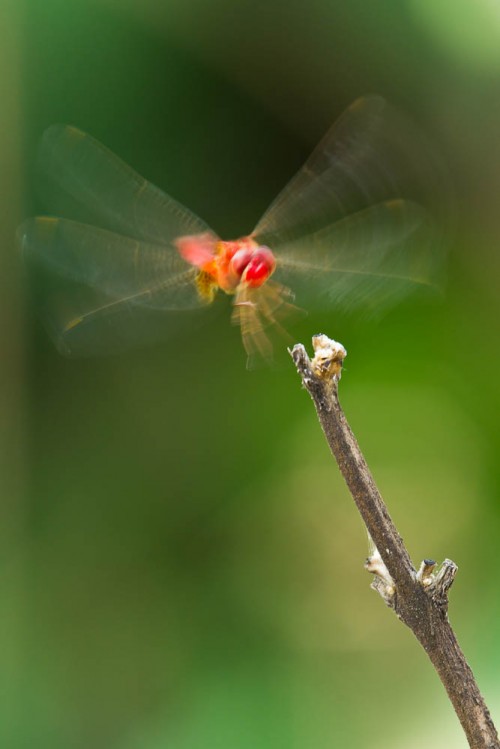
[1,0,499,746]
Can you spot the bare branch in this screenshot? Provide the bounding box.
[290,335,499,749]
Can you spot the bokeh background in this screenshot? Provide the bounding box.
[1,0,499,747]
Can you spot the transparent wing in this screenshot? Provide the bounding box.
[28,284,222,358]
[232,281,301,368]
[19,217,214,356]
[253,95,447,246]
[271,199,443,314]
[19,217,205,309]
[253,96,448,314]
[38,124,217,244]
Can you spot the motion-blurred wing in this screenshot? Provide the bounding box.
[19,217,211,356]
[272,199,442,313]
[20,217,204,309]
[253,96,445,246]
[232,281,301,368]
[28,283,220,358]
[253,96,448,312]
[38,124,217,244]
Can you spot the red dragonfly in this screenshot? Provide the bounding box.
[19,96,445,365]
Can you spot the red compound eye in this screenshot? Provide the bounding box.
[230,248,253,277]
[243,248,276,288]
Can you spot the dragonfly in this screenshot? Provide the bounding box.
[18,95,446,366]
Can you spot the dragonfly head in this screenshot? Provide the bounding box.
[209,238,277,293]
[230,247,254,277]
[239,246,276,288]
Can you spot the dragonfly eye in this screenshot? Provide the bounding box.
[231,248,253,277]
[242,247,276,288]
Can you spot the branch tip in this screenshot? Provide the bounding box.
[290,335,347,385]
[311,334,347,381]
[289,343,311,370]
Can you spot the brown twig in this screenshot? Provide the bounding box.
[290,334,499,749]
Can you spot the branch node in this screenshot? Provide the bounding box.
[426,559,458,607]
[370,575,396,607]
[365,546,395,606]
[416,558,437,586]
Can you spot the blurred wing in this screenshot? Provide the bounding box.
[28,284,221,358]
[19,217,204,309]
[253,95,447,247]
[253,95,448,313]
[272,199,443,313]
[19,217,212,356]
[232,281,301,368]
[38,124,218,244]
